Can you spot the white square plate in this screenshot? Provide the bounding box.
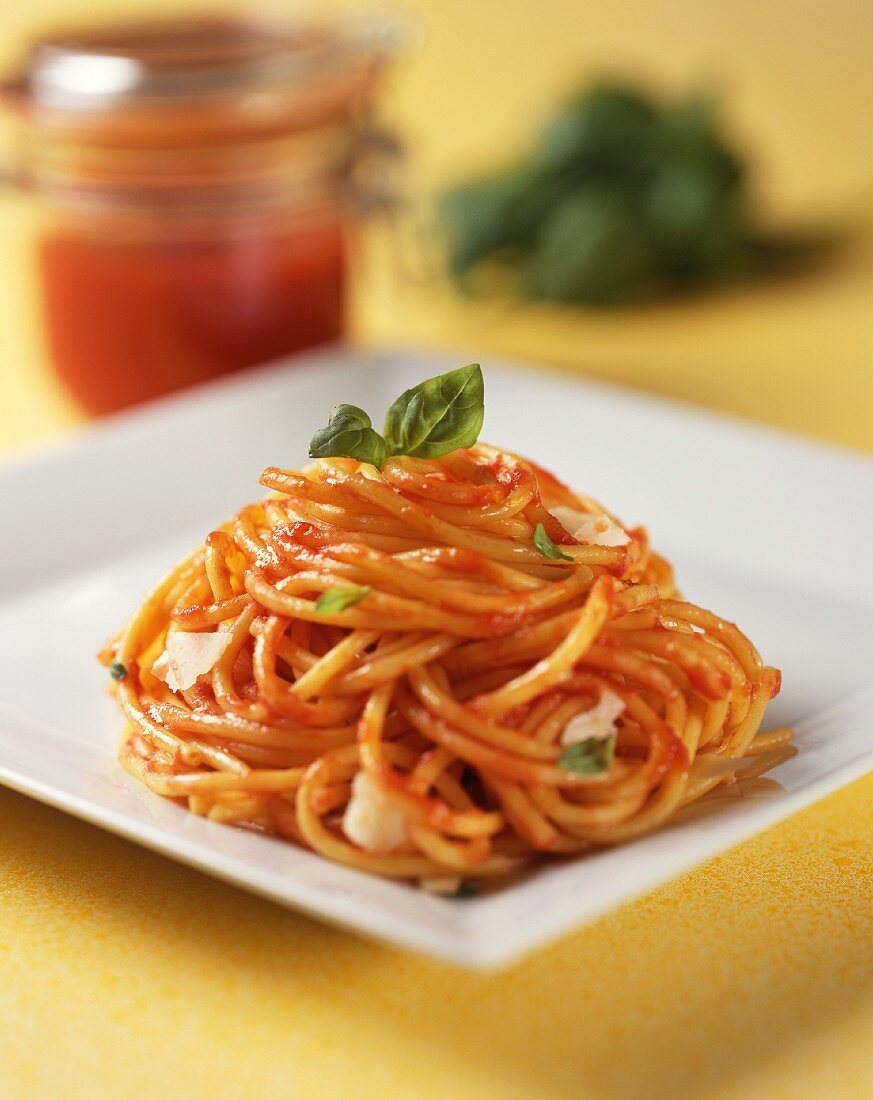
[1,346,872,968]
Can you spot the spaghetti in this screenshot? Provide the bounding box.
[102,440,790,889]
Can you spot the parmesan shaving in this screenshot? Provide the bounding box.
[550,505,630,547]
[151,631,233,692]
[342,771,408,854]
[561,689,626,746]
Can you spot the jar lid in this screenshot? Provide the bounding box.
[1,14,404,145]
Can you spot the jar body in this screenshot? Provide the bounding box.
[38,203,347,414]
[2,16,393,413]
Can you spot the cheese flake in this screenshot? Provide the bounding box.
[342,771,408,854]
[151,631,233,692]
[561,689,626,746]
[550,505,630,547]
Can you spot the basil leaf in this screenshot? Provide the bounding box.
[440,166,563,275]
[108,659,127,682]
[328,404,373,431]
[382,364,484,459]
[559,734,616,775]
[309,405,387,467]
[314,585,372,614]
[528,188,655,304]
[536,83,656,177]
[533,522,573,561]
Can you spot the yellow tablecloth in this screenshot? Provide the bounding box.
[0,2,871,1097]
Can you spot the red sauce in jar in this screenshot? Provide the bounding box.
[39,217,345,414]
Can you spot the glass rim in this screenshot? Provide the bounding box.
[0,13,406,118]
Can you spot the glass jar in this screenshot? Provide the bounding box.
[0,16,399,414]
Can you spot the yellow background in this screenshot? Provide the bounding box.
[0,2,871,1097]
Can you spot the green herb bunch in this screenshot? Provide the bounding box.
[440,81,775,304]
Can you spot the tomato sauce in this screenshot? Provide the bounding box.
[39,218,345,414]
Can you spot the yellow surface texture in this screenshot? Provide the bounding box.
[0,2,871,1097]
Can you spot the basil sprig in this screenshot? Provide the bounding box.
[314,585,372,614]
[558,734,616,775]
[308,364,484,467]
[533,522,573,561]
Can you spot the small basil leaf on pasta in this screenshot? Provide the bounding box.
[314,585,372,614]
[533,522,573,561]
[382,363,484,459]
[559,734,616,775]
[108,660,127,681]
[309,405,387,467]
[330,404,373,430]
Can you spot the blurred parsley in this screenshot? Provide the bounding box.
[440,81,834,304]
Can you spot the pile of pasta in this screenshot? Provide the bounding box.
[103,444,791,890]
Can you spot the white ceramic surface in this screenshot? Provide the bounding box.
[0,346,871,967]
